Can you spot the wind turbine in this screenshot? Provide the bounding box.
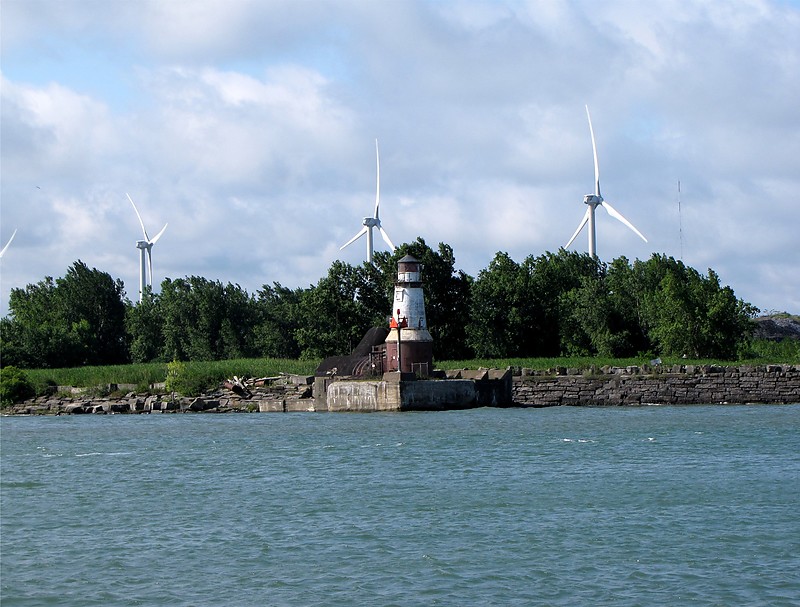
[340,139,396,263]
[127,193,167,303]
[0,229,17,259]
[565,105,647,259]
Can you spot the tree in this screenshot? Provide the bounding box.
[1,277,67,368]
[160,277,259,361]
[219,282,260,359]
[253,283,304,358]
[352,260,393,328]
[126,288,165,363]
[559,255,656,358]
[467,249,604,358]
[0,248,759,368]
[633,255,757,359]
[1,261,128,368]
[528,250,603,356]
[701,270,758,358]
[603,256,651,356]
[467,252,525,358]
[159,277,195,361]
[559,276,612,356]
[295,261,379,359]
[57,261,129,365]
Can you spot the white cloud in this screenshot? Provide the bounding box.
[1,76,119,179]
[1,0,799,318]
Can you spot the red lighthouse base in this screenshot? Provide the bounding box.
[385,333,433,376]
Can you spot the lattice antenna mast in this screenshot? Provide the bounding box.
[677,180,684,261]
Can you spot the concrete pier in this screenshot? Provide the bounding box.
[317,369,512,412]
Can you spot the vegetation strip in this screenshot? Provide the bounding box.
[4,243,793,372]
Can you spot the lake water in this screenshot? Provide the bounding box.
[2,405,799,606]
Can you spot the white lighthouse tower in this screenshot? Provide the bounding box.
[384,254,433,376]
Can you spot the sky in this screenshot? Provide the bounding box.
[1,0,799,319]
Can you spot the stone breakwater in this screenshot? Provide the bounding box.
[512,364,800,407]
[4,365,799,415]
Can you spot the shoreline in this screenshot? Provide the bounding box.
[4,363,798,415]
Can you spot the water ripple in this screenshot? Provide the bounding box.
[2,405,799,606]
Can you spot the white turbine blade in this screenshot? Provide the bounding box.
[373,138,381,219]
[149,223,168,245]
[378,226,395,251]
[340,226,368,250]
[565,207,591,249]
[585,105,601,197]
[601,200,648,243]
[126,193,150,240]
[0,228,17,258]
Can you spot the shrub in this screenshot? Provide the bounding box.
[165,360,221,397]
[1,366,36,407]
[173,372,219,397]
[165,359,185,394]
[742,338,800,363]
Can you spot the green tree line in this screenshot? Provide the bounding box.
[0,239,759,370]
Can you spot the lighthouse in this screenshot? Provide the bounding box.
[384,254,433,376]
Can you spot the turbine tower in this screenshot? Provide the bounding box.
[127,193,167,303]
[565,105,647,259]
[0,229,17,259]
[340,139,396,263]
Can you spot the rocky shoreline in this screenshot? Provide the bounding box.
[4,363,799,415]
[4,373,315,415]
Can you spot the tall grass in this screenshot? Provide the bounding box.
[437,356,725,372]
[25,362,167,390]
[438,340,798,371]
[24,358,319,396]
[745,338,800,363]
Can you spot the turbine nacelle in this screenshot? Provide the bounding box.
[583,194,603,206]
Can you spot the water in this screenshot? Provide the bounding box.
[2,405,799,606]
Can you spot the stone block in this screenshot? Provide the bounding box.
[285,398,316,412]
[258,400,285,413]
